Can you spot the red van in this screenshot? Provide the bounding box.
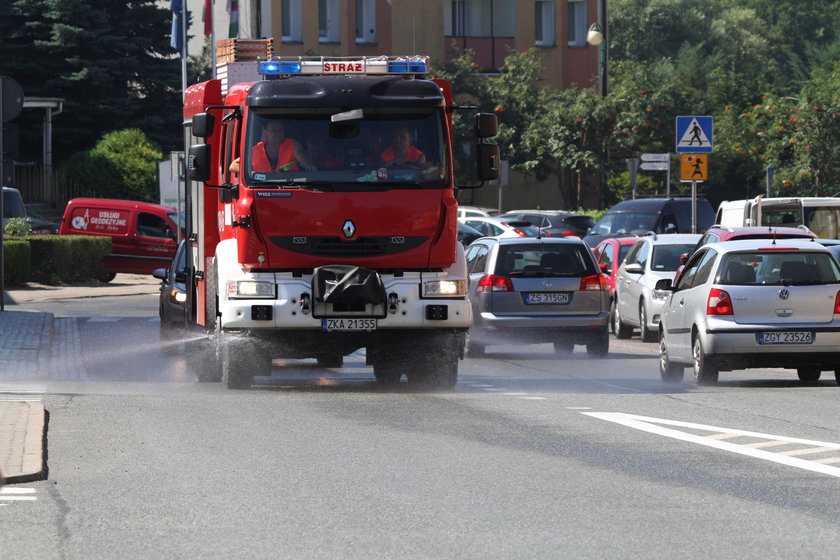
[59,198,183,282]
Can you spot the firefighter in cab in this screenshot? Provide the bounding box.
[230,120,316,174]
[380,126,426,169]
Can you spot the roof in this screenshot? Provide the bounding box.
[706,225,816,239]
[65,198,177,213]
[704,238,828,254]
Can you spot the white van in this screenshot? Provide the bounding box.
[716,196,840,238]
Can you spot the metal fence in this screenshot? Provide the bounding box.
[13,165,99,210]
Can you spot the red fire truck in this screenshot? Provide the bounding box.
[182,55,499,389]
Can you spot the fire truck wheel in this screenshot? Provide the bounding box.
[186,337,221,382]
[221,337,269,389]
[316,354,344,368]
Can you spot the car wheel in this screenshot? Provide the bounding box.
[614,304,633,339]
[692,336,718,386]
[797,366,821,384]
[586,331,609,357]
[639,302,658,343]
[99,272,116,283]
[659,334,684,382]
[554,341,574,355]
[834,369,840,386]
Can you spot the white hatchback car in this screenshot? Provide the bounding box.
[658,239,840,385]
[614,233,701,342]
[460,216,543,239]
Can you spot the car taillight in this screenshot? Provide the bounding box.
[580,274,608,291]
[476,274,514,293]
[510,228,526,237]
[561,230,577,237]
[834,291,840,314]
[707,288,733,315]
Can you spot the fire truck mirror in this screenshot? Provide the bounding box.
[476,143,500,182]
[191,112,215,138]
[188,144,211,182]
[474,113,499,139]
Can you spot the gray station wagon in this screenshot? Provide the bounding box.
[464,237,610,356]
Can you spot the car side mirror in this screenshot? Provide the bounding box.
[624,262,643,274]
[152,268,167,280]
[654,278,673,291]
[680,252,690,265]
[599,262,608,273]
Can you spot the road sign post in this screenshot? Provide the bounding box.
[640,154,671,196]
[627,158,640,200]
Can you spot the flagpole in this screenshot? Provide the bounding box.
[181,1,188,101]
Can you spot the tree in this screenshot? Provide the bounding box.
[0,0,182,164]
[62,128,163,202]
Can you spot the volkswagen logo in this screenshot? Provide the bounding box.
[543,280,553,287]
[342,220,356,238]
[778,289,790,300]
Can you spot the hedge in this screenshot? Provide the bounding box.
[2,240,31,286]
[2,236,112,285]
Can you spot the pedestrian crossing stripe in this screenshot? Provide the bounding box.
[676,116,713,153]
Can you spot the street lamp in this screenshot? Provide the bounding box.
[586,0,608,97]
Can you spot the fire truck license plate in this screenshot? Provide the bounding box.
[322,318,377,331]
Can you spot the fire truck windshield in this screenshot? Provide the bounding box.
[243,110,448,189]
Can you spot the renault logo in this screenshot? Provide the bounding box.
[779,289,790,300]
[342,220,356,238]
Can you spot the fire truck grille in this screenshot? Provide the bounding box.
[270,236,426,258]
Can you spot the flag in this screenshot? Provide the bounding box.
[227,0,239,38]
[170,0,183,54]
[203,0,213,38]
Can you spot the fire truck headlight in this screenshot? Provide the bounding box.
[228,280,275,298]
[422,280,465,298]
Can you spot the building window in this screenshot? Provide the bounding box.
[282,0,302,42]
[567,0,587,47]
[449,0,473,36]
[355,0,376,43]
[535,0,555,46]
[319,0,340,43]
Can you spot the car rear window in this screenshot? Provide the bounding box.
[717,251,840,285]
[495,244,596,277]
[651,244,696,271]
[566,216,595,230]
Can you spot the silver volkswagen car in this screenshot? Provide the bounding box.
[658,238,840,385]
[464,237,610,356]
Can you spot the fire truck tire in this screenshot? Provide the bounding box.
[221,336,269,389]
[317,354,344,368]
[186,337,222,382]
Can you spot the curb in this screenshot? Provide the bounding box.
[0,402,47,484]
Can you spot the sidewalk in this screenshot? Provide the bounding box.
[0,274,160,484]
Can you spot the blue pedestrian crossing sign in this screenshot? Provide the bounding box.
[676,116,713,153]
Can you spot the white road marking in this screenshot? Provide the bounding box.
[584,412,840,479]
[0,488,37,501]
[87,318,121,322]
[519,396,547,400]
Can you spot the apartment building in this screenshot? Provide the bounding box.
[215,0,600,91]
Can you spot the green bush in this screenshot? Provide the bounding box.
[2,240,31,286]
[4,217,32,236]
[27,236,112,285]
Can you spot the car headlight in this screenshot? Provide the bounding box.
[227,280,275,298]
[422,280,466,298]
[170,288,187,304]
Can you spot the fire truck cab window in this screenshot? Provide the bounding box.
[244,110,448,189]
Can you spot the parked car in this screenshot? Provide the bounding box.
[460,216,544,239]
[658,238,840,385]
[498,209,595,238]
[592,236,638,332]
[464,236,610,356]
[458,222,483,246]
[153,239,187,343]
[584,197,714,247]
[614,233,701,342]
[2,186,59,234]
[59,198,183,282]
[673,225,818,283]
[457,205,495,220]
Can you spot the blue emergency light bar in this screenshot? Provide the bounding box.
[257,56,429,78]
